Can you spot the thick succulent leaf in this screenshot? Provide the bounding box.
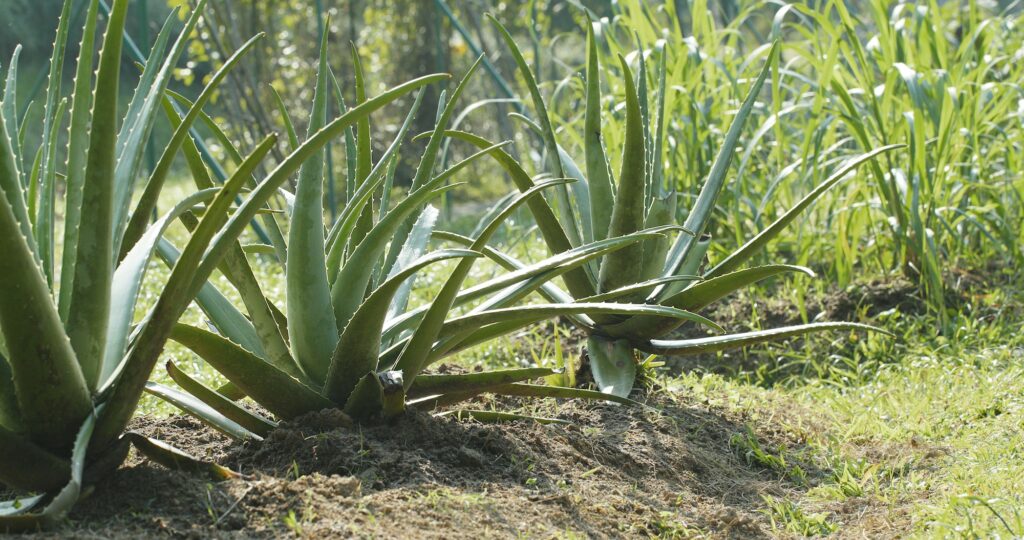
[407,368,557,399]
[656,41,779,301]
[348,46,375,249]
[635,322,891,355]
[587,335,636,398]
[111,0,211,245]
[155,239,264,357]
[323,249,479,404]
[579,275,699,303]
[287,27,339,381]
[325,92,424,280]
[1,47,25,191]
[93,74,448,446]
[0,166,91,449]
[442,130,596,299]
[0,411,96,532]
[57,0,100,320]
[584,22,615,242]
[605,265,814,340]
[385,205,439,321]
[660,233,711,300]
[0,58,34,254]
[165,360,276,436]
[144,381,260,441]
[705,145,903,278]
[66,0,130,389]
[0,425,70,493]
[126,432,237,480]
[35,0,74,284]
[0,355,22,432]
[121,33,263,256]
[101,189,219,386]
[343,372,384,423]
[441,410,571,425]
[330,144,502,332]
[0,495,46,518]
[169,324,332,421]
[487,382,640,406]
[92,135,279,446]
[598,55,648,295]
[487,15,582,248]
[394,179,573,380]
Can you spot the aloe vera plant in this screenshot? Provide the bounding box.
[0,1,448,528]
[150,35,718,435]
[446,18,898,398]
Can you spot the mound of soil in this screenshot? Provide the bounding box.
[13,392,823,538]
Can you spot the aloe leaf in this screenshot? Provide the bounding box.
[636,323,891,356]
[343,372,384,422]
[584,23,615,243]
[92,135,279,447]
[99,189,219,386]
[606,265,814,340]
[330,144,503,334]
[1,46,24,191]
[442,410,571,425]
[323,249,479,404]
[0,495,46,518]
[488,382,640,406]
[94,75,448,446]
[407,367,557,399]
[0,425,70,493]
[705,145,903,278]
[487,15,582,248]
[385,205,439,321]
[440,130,596,299]
[121,33,263,256]
[394,179,573,380]
[287,27,339,381]
[325,91,424,280]
[586,335,636,398]
[56,0,100,320]
[657,41,779,301]
[155,239,264,357]
[270,85,299,152]
[166,361,277,438]
[598,55,648,298]
[66,0,129,389]
[348,45,375,249]
[125,432,237,480]
[35,0,74,285]
[0,411,96,531]
[165,108,297,380]
[0,62,34,252]
[111,0,211,246]
[144,381,260,441]
[0,176,91,448]
[0,355,22,432]
[170,324,332,421]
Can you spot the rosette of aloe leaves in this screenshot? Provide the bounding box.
[437,17,899,398]
[0,0,448,529]
[147,29,711,439]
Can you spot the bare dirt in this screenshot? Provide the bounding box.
[5,389,826,539]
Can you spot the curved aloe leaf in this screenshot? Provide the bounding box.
[323,249,480,404]
[635,322,890,355]
[66,0,129,389]
[144,382,257,441]
[122,33,264,256]
[0,173,90,449]
[441,410,571,425]
[587,334,636,398]
[169,324,332,421]
[487,382,640,406]
[101,189,219,385]
[604,265,815,340]
[0,426,71,493]
[287,27,339,381]
[705,144,903,278]
[407,367,557,399]
[656,41,779,302]
[165,360,275,437]
[125,432,237,480]
[598,55,647,296]
[584,22,615,242]
[57,0,100,320]
[441,130,596,299]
